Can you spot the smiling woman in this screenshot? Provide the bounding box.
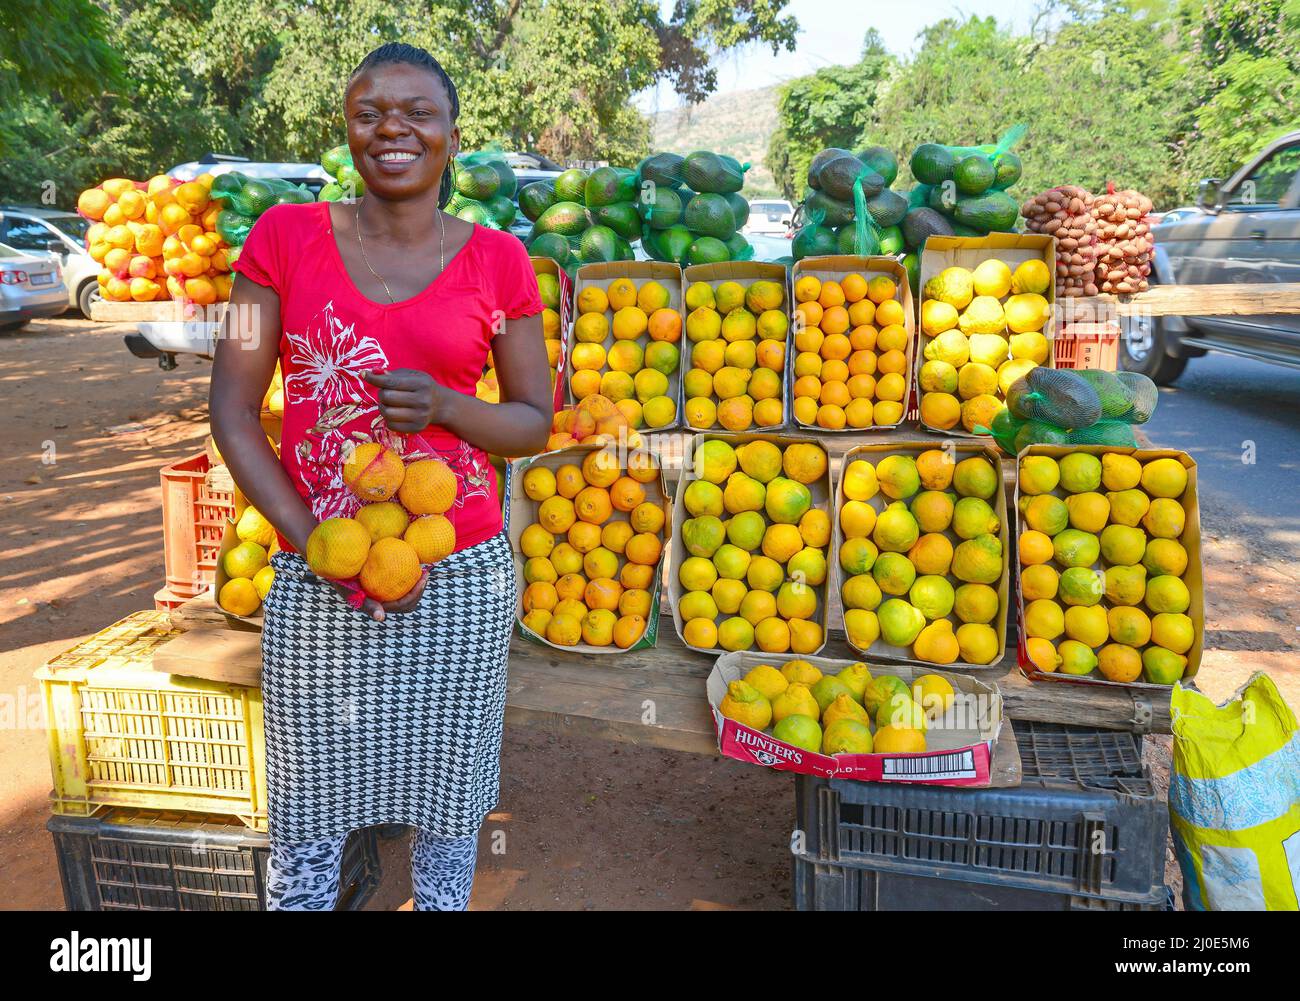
[207,42,553,913]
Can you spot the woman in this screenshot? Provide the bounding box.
[209,42,551,910]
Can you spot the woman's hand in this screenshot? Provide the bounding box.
[328,571,428,623]
[363,368,447,433]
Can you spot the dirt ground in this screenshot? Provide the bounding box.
[1,315,1295,911]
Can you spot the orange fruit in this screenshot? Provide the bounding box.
[619,588,652,618]
[577,285,609,314]
[847,349,877,376]
[523,581,558,613]
[820,305,849,336]
[794,275,821,302]
[77,187,112,221]
[820,332,851,361]
[537,495,577,533]
[817,403,847,430]
[820,359,849,384]
[570,369,602,399]
[920,392,961,430]
[343,443,405,502]
[574,485,613,525]
[793,396,818,426]
[399,458,457,514]
[601,520,634,554]
[819,380,850,408]
[609,476,645,512]
[844,397,875,428]
[754,398,783,427]
[648,308,681,342]
[866,276,897,304]
[359,537,422,602]
[582,447,621,487]
[875,299,904,327]
[583,547,619,580]
[793,374,821,400]
[546,613,582,647]
[566,520,602,553]
[625,532,663,566]
[846,373,877,399]
[626,450,659,483]
[630,501,664,535]
[555,573,588,602]
[584,577,623,611]
[404,514,455,563]
[878,323,909,353]
[606,277,637,310]
[356,501,411,542]
[620,562,655,590]
[794,301,823,329]
[818,280,845,309]
[878,349,907,375]
[555,464,585,498]
[840,273,868,303]
[305,518,371,579]
[613,614,647,649]
[611,306,648,340]
[756,340,785,371]
[184,277,217,305]
[523,466,557,501]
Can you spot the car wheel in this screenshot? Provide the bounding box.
[1120,310,1187,385]
[78,279,102,318]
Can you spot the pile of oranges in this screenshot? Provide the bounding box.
[78,175,232,306]
[545,394,642,452]
[517,446,666,649]
[790,271,910,430]
[305,443,459,602]
[570,276,681,431]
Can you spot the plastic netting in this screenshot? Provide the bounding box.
[980,367,1158,453]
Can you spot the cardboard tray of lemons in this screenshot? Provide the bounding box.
[213,516,274,630]
[916,234,1057,437]
[670,433,833,657]
[786,256,916,433]
[1014,445,1204,691]
[679,262,791,432]
[707,651,1006,786]
[510,441,671,654]
[565,261,685,432]
[833,443,1011,672]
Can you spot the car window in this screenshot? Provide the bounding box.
[1226,143,1300,208]
[47,215,88,241]
[0,241,23,259]
[1,215,59,252]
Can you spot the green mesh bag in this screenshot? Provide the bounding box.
[1072,369,1159,424]
[979,405,1138,455]
[1006,368,1103,428]
[791,207,837,260]
[637,152,685,187]
[851,172,884,256]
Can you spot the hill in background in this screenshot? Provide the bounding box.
[649,85,780,196]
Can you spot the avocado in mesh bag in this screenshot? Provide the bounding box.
[589,201,642,242]
[1013,420,1073,452]
[455,163,500,201]
[1007,368,1102,428]
[804,189,855,228]
[1116,371,1158,423]
[681,151,744,194]
[638,185,683,230]
[528,231,572,268]
[584,166,636,207]
[518,181,556,222]
[792,222,837,260]
[1063,420,1138,447]
[683,192,737,239]
[819,155,880,202]
[638,152,684,187]
[806,147,852,191]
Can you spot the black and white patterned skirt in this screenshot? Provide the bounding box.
[260,531,516,844]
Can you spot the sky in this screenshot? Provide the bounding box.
[634,0,1043,114]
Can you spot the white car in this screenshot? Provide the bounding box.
[0,240,68,329]
[0,206,98,316]
[743,198,794,237]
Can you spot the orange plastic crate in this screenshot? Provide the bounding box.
[1053,322,1120,371]
[160,452,236,597]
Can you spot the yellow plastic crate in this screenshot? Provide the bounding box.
[38,613,267,831]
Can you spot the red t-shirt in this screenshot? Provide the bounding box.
[233,201,541,554]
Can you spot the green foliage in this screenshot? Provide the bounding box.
[0,0,796,207]
[767,31,893,199]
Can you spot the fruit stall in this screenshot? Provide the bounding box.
[42,136,1300,913]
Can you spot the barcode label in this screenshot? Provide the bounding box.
[881,749,976,781]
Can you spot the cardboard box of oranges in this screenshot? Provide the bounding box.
[566,261,684,433]
[707,651,1005,786]
[670,433,833,657]
[833,443,1011,672]
[680,262,790,432]
[510,441,671,653]
[787,256,915,433]
[213,516,273,628]
[1013,445,1204,691]
[916,234,1057,437]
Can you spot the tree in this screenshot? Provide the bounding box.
[767,30,894,199]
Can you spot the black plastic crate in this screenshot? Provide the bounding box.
[793,857,1170,911]
[49,809,381,911]
[792,722,1168,908]
[1016,720,1150,793]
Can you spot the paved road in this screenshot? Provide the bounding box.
[1141,351,1300,562]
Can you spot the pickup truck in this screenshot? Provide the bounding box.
[1121,130,1300,383]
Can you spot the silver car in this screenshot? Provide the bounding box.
[0,206,98,316]
[0,241,68,329]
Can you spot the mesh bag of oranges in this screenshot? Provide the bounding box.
[673,436,832,656]
[78,174,233,307]
[277,442,463,610]
[512,442,668,652]
[789,259,913,431]
[568,266,683,432]
[680,264,788,431]
[916,244,1055,436]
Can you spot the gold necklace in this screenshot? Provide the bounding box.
[355,201,446,304]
